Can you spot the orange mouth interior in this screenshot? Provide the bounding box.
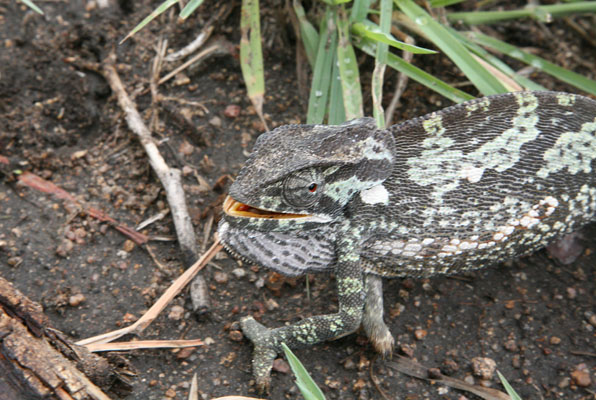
[223,196,309,219]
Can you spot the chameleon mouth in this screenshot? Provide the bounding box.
[223,196,310,219]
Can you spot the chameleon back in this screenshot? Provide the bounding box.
[360,91,596,277]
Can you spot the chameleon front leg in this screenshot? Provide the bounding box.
[363,274,394,355]
[240,237,365,392]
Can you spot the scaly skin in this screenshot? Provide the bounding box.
[218,91,596,392]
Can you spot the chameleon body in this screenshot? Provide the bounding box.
[217,91,596,390]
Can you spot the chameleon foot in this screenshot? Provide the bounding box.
[363,274,395,356]
[364,319,395,356]
[240,316,277,393]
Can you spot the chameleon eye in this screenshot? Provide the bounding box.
[283,169,323,208]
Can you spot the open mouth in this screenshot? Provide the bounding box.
[223,196,310,219]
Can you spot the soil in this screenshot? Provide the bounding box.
[0,1,595,399]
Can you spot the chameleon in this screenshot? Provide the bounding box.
[217,91,596,391]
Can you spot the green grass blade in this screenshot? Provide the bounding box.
[328,58,347,125]
[282,343,326,400]
[350,0,372,23]
[336,6,363,119]
[448,28,547,91]
[497,371,523,400]
[351,21,437,54]
[307,6,338,124]
[371,0,392,128]
[121,0,180,43]
[430,0,466,7]
[180,0,205,19]
[240,0,267,129]
[447,2,596,25]
[19,0,43,14]
[355,38,474,103]
[467,31,596,96]
[395,0,508,96]
[293,0,320,67]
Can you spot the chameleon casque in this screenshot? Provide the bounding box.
[218,91,596,390]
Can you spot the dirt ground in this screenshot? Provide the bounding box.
[0,1,595,399]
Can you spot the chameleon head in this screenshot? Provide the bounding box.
[217,117,394,275]
[221,117,395,232]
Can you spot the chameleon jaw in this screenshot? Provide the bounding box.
[223,196,311,219]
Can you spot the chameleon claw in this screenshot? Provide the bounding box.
[241,316,277,394]
[368,324,395,356]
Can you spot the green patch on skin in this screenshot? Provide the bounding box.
[422,113,445,137]
[407,92,541,205]
[325,175,369,203]
[556,93,576,107]
[537,119,596,179]
[337,277,363,297]
[465,96,491,116]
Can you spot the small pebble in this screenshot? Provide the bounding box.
[352,378,366,391]
[570,364,591,387]
[56,239,74,257]
[178,140,194,156]
[399,344,415,358]
[504,339,518,352]
[414,329,427,340]
[558,377,570,388]
[122,240,135,252]
[69,293,86,307]
[325,377,340,390]
[231,268,246,279]
[209,116,222,128]
[168,305,185,320]
[228,330,244,342]
[343,358,356,370]
[174,72,190,86]
[213,271,229,284]
[7,256,22,267]
[265,298,279,311]
[442,358,459,375]
[587,313,596,328]
[272,358,290,374]
[549,336,561,345]
[224,104,241,118]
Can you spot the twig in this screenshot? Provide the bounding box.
[165,26,214,62]
[144,243,169,272]
[76,240,222,346]
[164,2,233,63]
[385,35,414,127]
[18,172,148,245]
[158,43,225,86]
[86,338,204,352]
[564,17,596,48]
[161,96,210,113]
[369,355,391,400]
[188,373,199,400]
[55,388,77,400]
[102,52,199,264]
[387,356,511,400]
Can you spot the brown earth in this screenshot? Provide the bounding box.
[0,1,595,399]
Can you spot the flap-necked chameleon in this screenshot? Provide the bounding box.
[218,91,596,391]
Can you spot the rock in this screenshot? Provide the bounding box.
[471,357,496,380]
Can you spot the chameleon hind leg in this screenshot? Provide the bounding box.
[362,274,395,355]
